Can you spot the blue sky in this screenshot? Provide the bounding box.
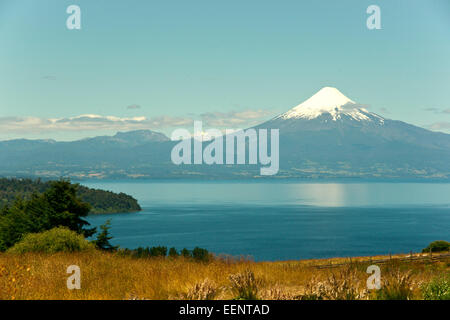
[0,0,449,140]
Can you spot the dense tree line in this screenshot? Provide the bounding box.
[0,178,141,214]
[119,246,211,262]
[0,180,95,251]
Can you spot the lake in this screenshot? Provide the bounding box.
[83,181,450,261]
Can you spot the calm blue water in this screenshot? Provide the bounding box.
[83,181,450,261]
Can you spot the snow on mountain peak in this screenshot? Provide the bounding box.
[298,87,354,109]
[277,87,383,122]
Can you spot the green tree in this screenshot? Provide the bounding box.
[181,248,191,258]
[169,247,179,257]
[422,240,450,253]
[41,180,94,237]
[150,246,167,257]
[93,219,117,251]
[0,179,96,251]
[192,247,210,262]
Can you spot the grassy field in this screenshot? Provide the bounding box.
[0,251,449,300]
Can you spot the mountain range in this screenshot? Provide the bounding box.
[1,87,449,180]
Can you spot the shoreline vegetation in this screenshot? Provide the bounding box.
[0,250,449,300]
[0,178,141,214]
[0,177,448,300]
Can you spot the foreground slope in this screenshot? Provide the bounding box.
[0,251,448,300]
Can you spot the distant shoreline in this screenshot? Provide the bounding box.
[76,177,450,184]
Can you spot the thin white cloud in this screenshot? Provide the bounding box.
[379,107,390,114]
[0,108,274,135]
[127,104,141,110]
[42,75,56,81]
[200,109,275,127]
[426,122,450,131]
[0,114,193,133]
[423,107,450,114]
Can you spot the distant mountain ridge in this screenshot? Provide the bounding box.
[83,130,170,147]
[1,88,449,180]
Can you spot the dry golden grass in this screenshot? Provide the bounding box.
[0,251,448,300]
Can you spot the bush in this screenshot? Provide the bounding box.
[7,227,95,254]
[422,240,450,253]
[229,269,263,300]
[300,266,367,300]
[116,246,210,261]
[376,270,414,300]
[192,247,210,262]
[184,279,218,300]
[181,248,191,258]
[422,276,450,300]
[150,246,167,257]
[119,246,168,258]
[169,247,179,257]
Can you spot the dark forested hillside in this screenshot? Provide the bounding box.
[76,187,141,214]
[0,178,141,214]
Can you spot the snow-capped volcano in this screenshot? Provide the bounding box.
[1,86,450,180]
[276,87,383,123]
[247,84,450,179]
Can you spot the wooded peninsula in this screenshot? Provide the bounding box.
[0,178,141,214]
